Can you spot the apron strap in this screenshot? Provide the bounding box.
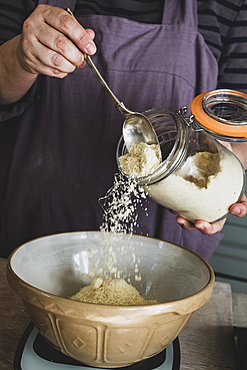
[38,0,77,12]
[162,0,197,29]
[38,0,197,30]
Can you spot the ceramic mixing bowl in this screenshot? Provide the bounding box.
[7,231,214,368]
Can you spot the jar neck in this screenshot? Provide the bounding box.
[116,107,195,184]
[137,109,188,185]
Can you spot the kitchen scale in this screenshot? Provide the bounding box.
[14,322,180,370]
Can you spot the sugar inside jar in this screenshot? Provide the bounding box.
[117,106,245,223]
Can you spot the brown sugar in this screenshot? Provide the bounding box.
[69,278,159,306]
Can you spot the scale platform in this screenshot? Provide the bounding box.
[14,323,180,370]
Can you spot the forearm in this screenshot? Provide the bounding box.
[0,36,38,105]
[231,142,247,171]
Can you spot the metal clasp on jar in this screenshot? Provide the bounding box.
[176,106,204,132]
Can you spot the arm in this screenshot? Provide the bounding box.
[0,4,96,105]
[231,142,247,171]
[226,141,247,218]
[178,0,247,234]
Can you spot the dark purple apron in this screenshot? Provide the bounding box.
[0,0,222,259]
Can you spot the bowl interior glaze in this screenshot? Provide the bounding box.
[9,231,212,304]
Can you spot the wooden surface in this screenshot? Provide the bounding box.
[233,293,247,327]
[1,257,246,370]
[180,282,235,370]
[209,173,247,294]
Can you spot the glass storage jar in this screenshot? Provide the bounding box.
[116,89,246,223]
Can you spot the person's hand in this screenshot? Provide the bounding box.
[176,193,247,234]
[176,215,227,234]
[16,4,96,78]
[229,193,247,217]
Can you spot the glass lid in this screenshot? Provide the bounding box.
[190,89,247,140]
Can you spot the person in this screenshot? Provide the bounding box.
[0,0,247,260]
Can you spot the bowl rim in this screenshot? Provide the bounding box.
[7,231,215,311]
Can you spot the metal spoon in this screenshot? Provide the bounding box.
[84,54,159,150]
[65,8,159,151]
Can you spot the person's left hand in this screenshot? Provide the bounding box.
[176,215,227,234]
[176,193,247,234]
[229,193,247,217]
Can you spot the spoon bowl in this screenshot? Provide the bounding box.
[122,113,159,148]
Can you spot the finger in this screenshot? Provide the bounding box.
[176,217,196,230]
[23,13,85,69]
[41,6,97,55]
[230,194,247,217]
[194,219,226,234]
[19,31,75,77]
[230,204,247,217]
[85,28,95,40]
[33,46,76,77]
[35,22,84,68]
[177,216,226,234]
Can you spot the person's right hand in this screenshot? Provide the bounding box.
[16,4,97,78]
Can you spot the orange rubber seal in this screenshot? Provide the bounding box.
[190,90,247,140]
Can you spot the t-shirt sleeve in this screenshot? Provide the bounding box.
[0,82,39,123]
[0,0,36,45]
[0,0,38,122]
[217,0,247,92]
[198,0,247,93]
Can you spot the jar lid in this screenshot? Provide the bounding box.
[190,89,247,140]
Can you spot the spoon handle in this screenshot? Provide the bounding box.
[65,8,132,118]
[84,54,133,117]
